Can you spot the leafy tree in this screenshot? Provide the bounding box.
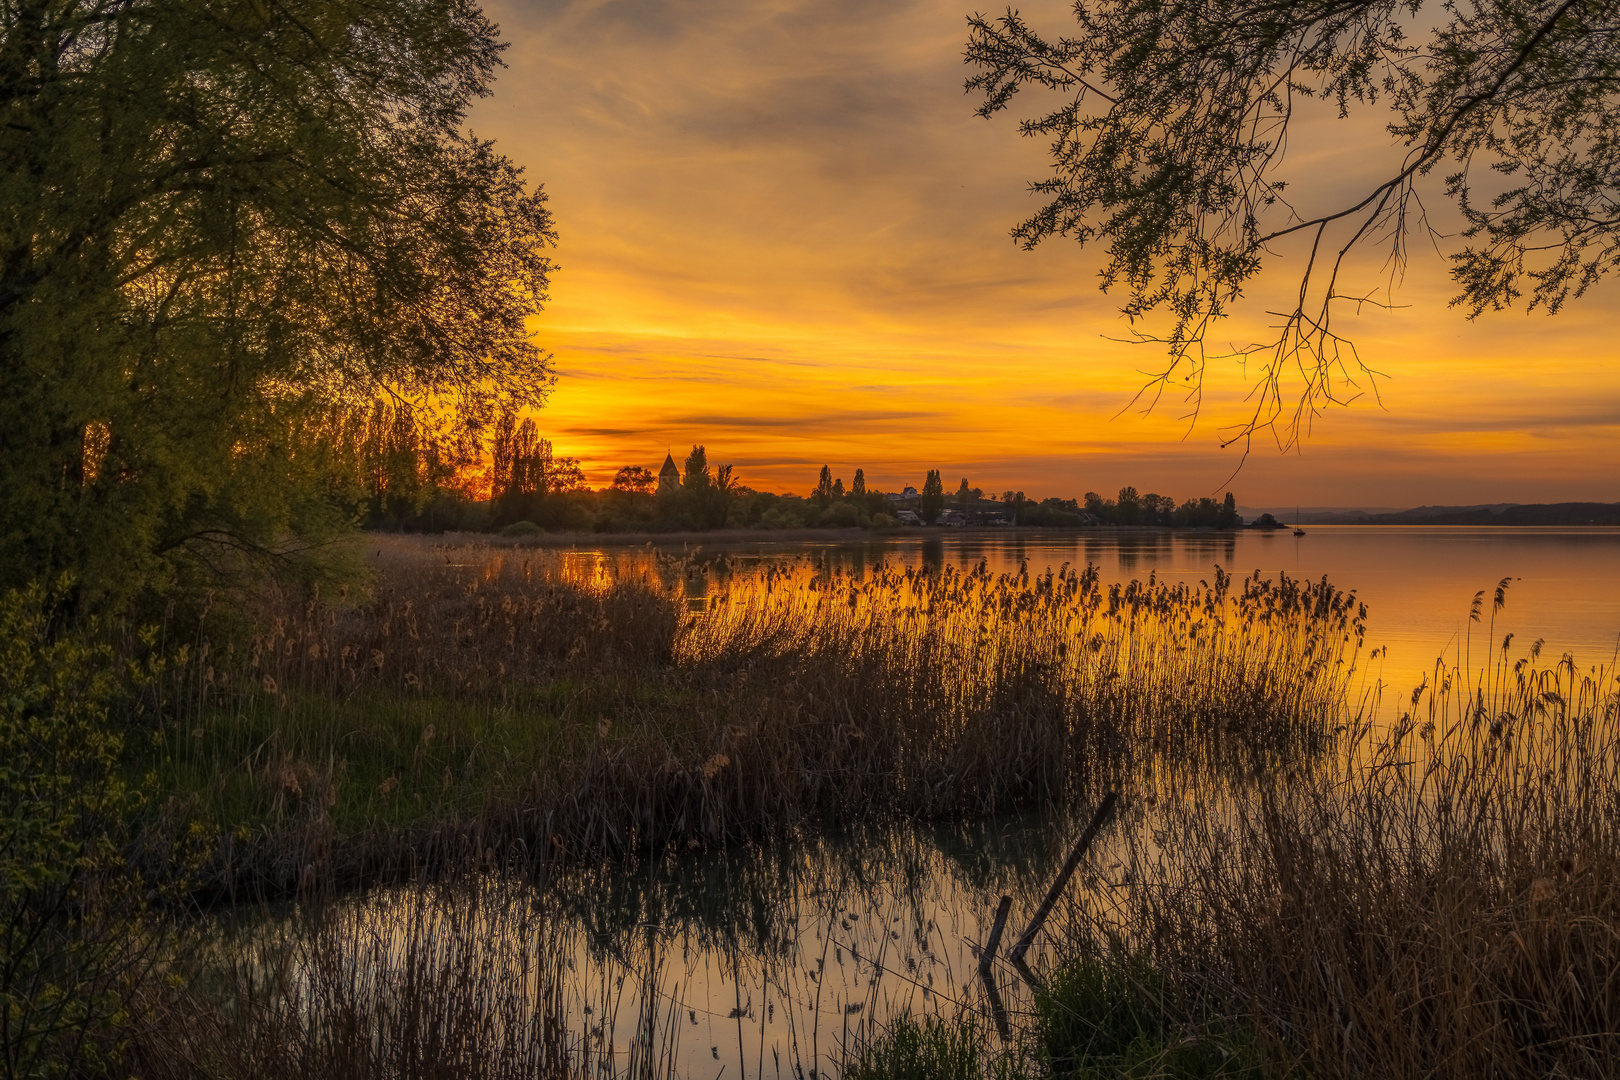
[815,465,834,501]
[1,584,151,1076]
[679,445,735,528]
[956,477,972,510]
[1220,492,1241,529]
[684,446,712,493]
[833,478,846,499]
[851,468,867,497]
[921,469,945,524]
[611,466,656,494]
[1116,486,1142,525]
[1,0,555,603]
[966,0,1618,448]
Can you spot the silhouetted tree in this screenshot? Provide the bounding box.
[851,469,867,496]
[956,478,972,510]
[967,0,1618,449]
[684,446,712,493]
[921,470,945,524]
[815,465,834,502]
[611,466,656,494]
[1219,491,1240,528]
[1116,486,1142,525]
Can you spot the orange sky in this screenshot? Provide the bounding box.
[470,0,1620,507]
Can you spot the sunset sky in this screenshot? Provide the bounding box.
[471,0,1620,508]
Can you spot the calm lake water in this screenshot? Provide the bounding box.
[565,525,1620,700]
[296,527,1620,1077]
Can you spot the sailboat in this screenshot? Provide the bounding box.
[1293,505,1306,537]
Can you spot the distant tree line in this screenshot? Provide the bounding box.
[355,430,1246,535]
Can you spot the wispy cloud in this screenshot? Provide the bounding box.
[476,0,1620,505]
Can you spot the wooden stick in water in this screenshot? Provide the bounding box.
[1007,790,1119,964]
[979,894,1013,974]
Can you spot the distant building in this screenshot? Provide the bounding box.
[936,509,967,527]
[658,452,680,496]
[886,486,920,503]
[896,509,923,525]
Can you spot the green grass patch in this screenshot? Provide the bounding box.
[847,1015,1016,1080]
[1034,949,1266,1079]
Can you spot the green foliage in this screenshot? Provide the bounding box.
[846,1015,1005,1080]
[1035,950,1262,1079]
[0,0,556,604]
[0,583,145,1077]
[819,501,862,528]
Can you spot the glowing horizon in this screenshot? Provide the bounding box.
[471,0,1620,509]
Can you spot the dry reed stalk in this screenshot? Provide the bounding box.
[1089,648,1620,1080]
[151,547,1364,894]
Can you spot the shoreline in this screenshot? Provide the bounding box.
[375,523,1257,550]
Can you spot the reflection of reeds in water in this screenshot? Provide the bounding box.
[128,877,679,1079]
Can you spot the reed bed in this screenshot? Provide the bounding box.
[1052,643,1620,1080]
[122,877,664,1080]
[146,543,1365,895]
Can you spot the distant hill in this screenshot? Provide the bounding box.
[1303,502,1620,526]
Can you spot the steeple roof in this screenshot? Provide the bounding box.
[659,452,679,477]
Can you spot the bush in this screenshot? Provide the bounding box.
[870,512,897,529]
[819,502,861,528]
[498,520,544,537]
[0,583,148,1077]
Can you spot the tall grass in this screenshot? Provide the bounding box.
[1055,641,1620,1080]
[147,544,1364,893]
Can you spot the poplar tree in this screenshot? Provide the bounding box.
[921,469,945,524]
[816,465,834,501]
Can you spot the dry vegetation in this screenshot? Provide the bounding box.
[149,540,1364,896]
[1010,639,1620,1079]
[81,546,1620,1080]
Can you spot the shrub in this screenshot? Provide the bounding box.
[0,583,147,1076]
[870,512,897,528]
[819,501,861,528]
[498,520,543,537]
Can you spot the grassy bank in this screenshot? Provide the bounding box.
[141,540,1363,895]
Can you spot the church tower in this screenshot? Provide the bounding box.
[657,451,680,496]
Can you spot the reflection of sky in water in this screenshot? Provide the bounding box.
[295,811,1140,1079]
[532,526,1620,698]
